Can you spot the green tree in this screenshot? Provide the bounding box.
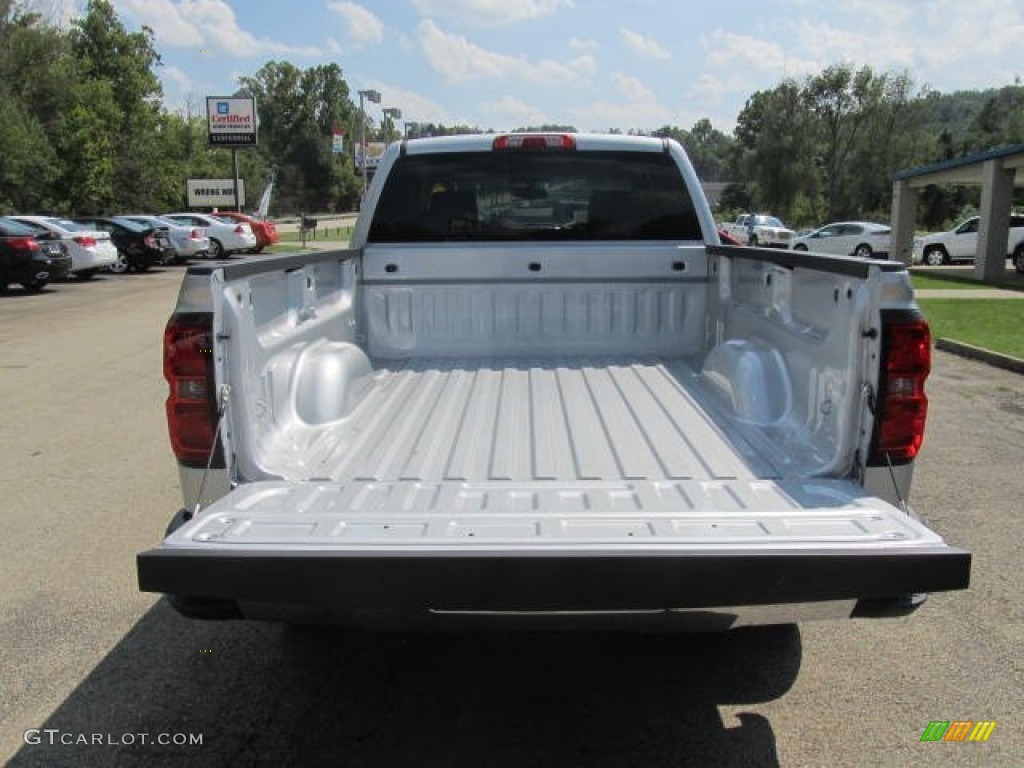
[0,101,61,212]
[734,80,816,221]
[0,3,74,210]
[70,0,166,211]
[238,61,361,213]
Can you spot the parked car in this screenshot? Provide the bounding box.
[118,215,210,263]
[791,221,891,259]
[913,214,1024,266]
[213,211,279,252]
[0,217,72,292]
[8,215,118,278]
[161,212,257,258]
[720,214,796,248]
[71,216,175,273]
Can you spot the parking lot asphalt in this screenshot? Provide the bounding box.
[1,266,1021,766]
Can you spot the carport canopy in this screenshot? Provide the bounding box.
[889,144,1024,280]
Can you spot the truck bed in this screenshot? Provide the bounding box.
[139,137,971,625]
[295,356,775,485]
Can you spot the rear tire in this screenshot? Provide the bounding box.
[853,243,873,259]
[1014,244,1024,275]
[76,269,97,280]
[793,244,808,252]
[208,238,224,259]
[109,251,130,274]
[21,280,48,292]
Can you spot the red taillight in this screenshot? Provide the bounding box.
[144,233,157,248]
[190,229,202,239]
[869,315,930,464]
[8,236,41,251]
[234,225,245,234]
[493,133,576,151]
[164,314,217,466]
[73,235,97,247]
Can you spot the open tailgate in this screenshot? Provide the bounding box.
[138,478,969,612]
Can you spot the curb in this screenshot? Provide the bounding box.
[935,338,1024,375]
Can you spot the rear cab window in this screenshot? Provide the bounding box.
[368,149,701,243]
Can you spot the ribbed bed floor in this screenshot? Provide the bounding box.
[296,357,776,484]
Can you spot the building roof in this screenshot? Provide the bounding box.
[893,144,1024,188]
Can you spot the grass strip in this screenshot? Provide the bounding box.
[917,298,1024,360]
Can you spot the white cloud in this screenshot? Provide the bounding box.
[114,0,203,45]
[364,81,452,125]
[620,28,671,61]
[327,1,384,49]
[412,0,573,26]
[792,21,913,70]
[703,30,817,79]
[611,73,655,103]
[162,64,193,92]
[688,72,747,105]
[482,96,548,129]
[569,98,674,133]
[417,20,593,85]
[570,72,673,131]
[113,0,322,57]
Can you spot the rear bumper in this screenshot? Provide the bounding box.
[33,253,72,281]
[174,239,211,258]
[223,236,259,253]
[74,246,118,271]
[4,264,50,284]
[138,544,971,618]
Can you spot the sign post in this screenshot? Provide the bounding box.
[206,96,257,213]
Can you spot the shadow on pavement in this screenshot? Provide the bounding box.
[11,600,800,767]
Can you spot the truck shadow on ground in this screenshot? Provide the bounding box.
[12,600,800,767]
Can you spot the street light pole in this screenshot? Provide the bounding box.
[357,88,381,203]
[383,107,402,143]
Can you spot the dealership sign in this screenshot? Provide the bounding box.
[206,97,257,147]
[187,178,246,208]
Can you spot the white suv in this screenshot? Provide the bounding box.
[914,214,1024,270]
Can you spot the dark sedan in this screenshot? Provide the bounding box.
[0,217,72,292]
[71,216,175,273]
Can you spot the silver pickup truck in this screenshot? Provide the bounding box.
[138,133,969,630]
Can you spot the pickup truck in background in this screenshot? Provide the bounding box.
[138,133,970,631]
[914,213,1024,270]
[720,213,796,248]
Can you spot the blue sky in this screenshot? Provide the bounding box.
[33,0,1024,133]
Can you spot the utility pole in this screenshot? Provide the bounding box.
[357,89,381,203]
